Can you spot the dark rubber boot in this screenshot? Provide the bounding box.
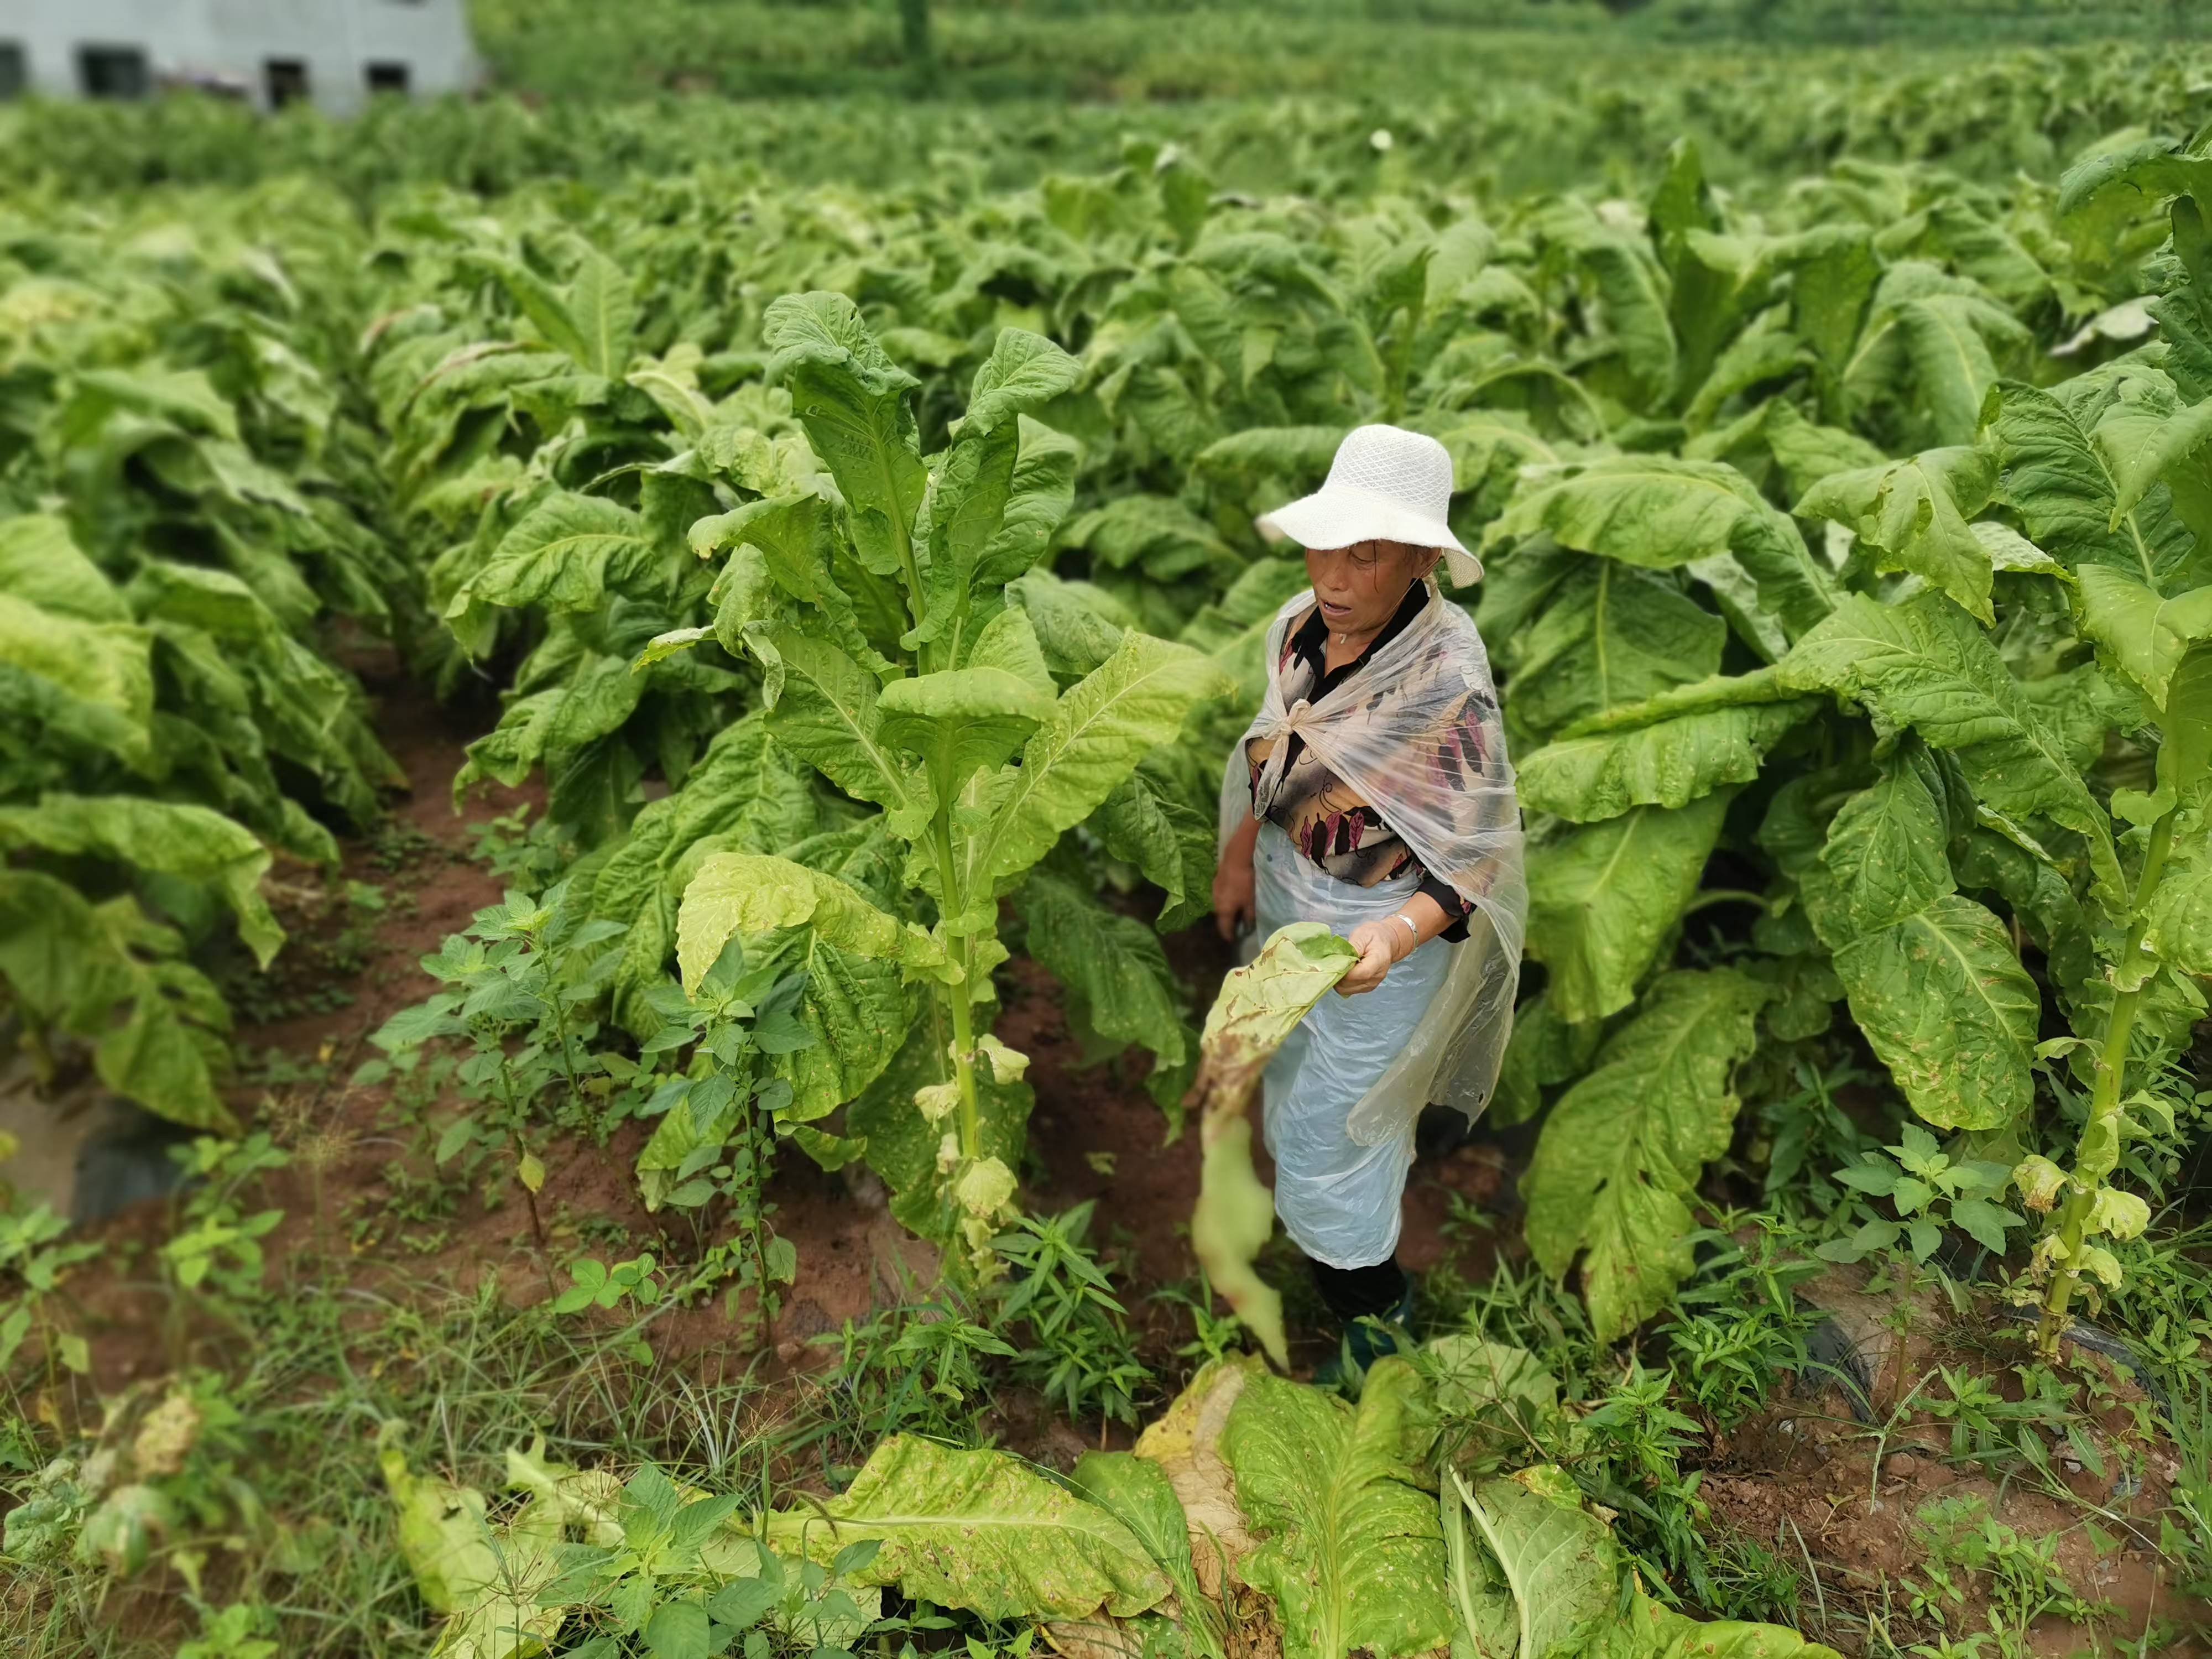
[1312,1282,1418,1392]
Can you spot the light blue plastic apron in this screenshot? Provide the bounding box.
[1251,822,1451,1270]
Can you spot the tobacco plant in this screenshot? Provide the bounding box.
[672,295,1225,1261]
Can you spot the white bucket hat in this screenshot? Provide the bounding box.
[1254,423,1481,587]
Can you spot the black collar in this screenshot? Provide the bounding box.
[1287,581,1431,690]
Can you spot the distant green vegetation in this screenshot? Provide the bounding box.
[467,0,2206,102]
[8,36,2208,205]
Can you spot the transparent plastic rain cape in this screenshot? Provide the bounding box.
[1217,581,1526,1147]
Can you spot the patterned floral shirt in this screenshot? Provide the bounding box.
[1244,585,1479,937]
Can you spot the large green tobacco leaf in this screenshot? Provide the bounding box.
[692,492,889,673]
[1830,895,2038,1131]
[1068,1450,1196,1601]
[2163,644,2212,800]
[0,872,235,1132]
[967,632,1229,900]
[764,928,916,1128]
[911,331,1081,654]
[1893,293,2024,446]
[2056,135,2212,226]
[877,667,1056,798]
[2021,660,2146,771]
[585,716,822,1027]
[1221,1360,1457,1659]
[380,1448,563,1659]
[1522,968,1768,1339]
[1533,202,1677,401]
[1088,766,1215,933]
[764,291,929,583]
[1592,1598,1844,1659]
[977,421,1081,589]
[2143,644,2212,968]
[2143,848,2212,977]
[2093,376,2212,527]
[1519,674,1817,821]
[1485,455,1807,579]
[762,1435,1170,1622]
[567,243,639,378]
[1814,749,1955,940]
[1987,380,2206,591]
[1444,1454,1840,1659]
[1014,872,1191,1103]
[1795,445,1999,624]
[0,592,156,773]
[749,624,930,834]
[0,793,282,968]
[675,852,947,989]
[0,514,128,622]
[1187,922,1359,1115]
[1777,592,2122,902]
[124,562,401,833]
[1451,1472,1615,1659]
[1063,1451,1200,1659]
[1194,425,1349,483]
[2071,566,2212,709]
[1802,740,2043,1132]
[452,656,648,810]
[445,492,658,654]
[1956,827,2097,999]
[1526,792,1730,1023]
[1496,556,1728,742]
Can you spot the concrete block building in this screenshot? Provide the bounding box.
[2,1,479,116]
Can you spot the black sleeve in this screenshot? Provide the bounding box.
[1416,873,1473,943]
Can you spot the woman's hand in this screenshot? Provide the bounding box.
[1215,812,1260,941]
[1337,895,1447,995]
[1337,917,1408,996]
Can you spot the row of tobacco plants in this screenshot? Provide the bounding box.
[2,58,2212,1659]
[0,181,411,1135]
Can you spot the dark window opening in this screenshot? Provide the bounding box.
[0,44,25,100]
[79,45,149,100]
[365,61,410,96]
[264,58,309,108]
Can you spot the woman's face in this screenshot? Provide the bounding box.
[1305,539,1438,638]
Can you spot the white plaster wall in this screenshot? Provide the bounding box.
[7,0,478,112]
[16,0,216,98]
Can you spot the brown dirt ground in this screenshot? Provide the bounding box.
[24,642,2212,1656]
[1696,1261,2209,1655]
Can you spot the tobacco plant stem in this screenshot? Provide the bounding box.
[2036,805,2177,1355]
[946,960,982,1162]
[894,514,925,640]
[927,808,984,1161]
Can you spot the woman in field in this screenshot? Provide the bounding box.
[1212,424,1526,1381]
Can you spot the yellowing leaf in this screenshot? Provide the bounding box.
[1184,924,1358,1369]
[676,852,947,988]
[763,1435,1171,1622]
[1222,1360,1457,1659]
